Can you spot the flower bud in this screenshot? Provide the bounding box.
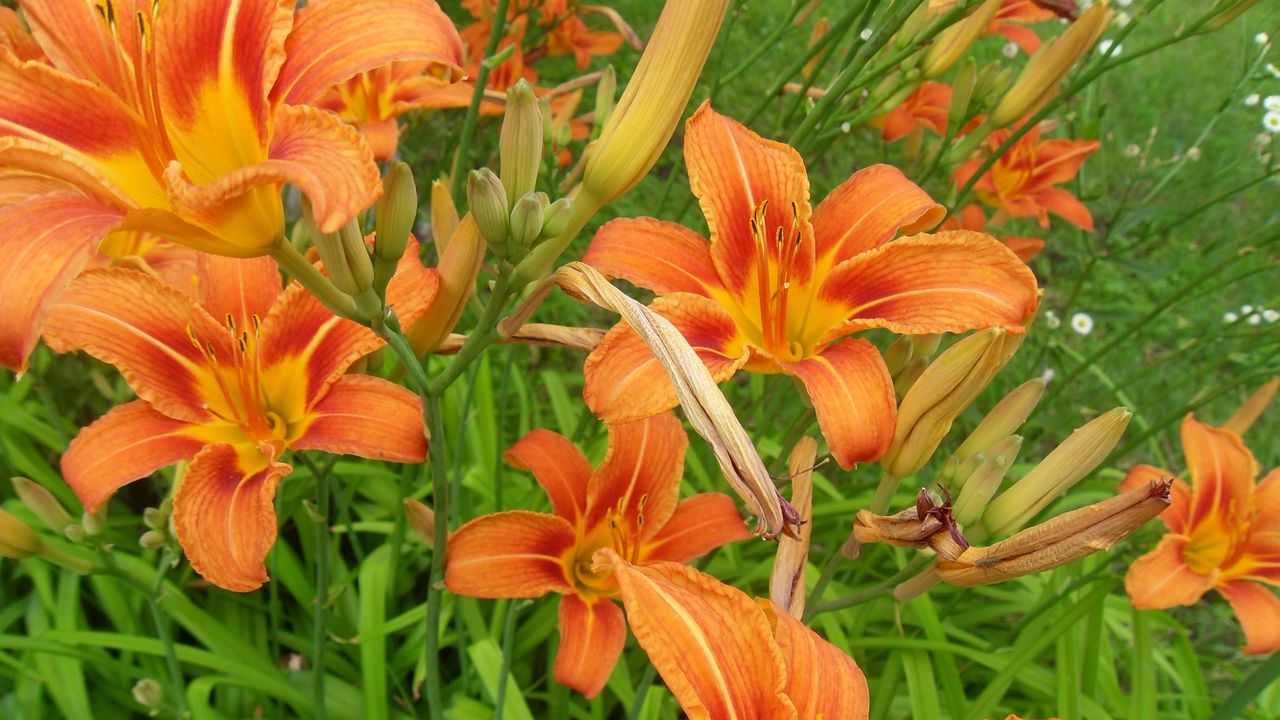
[921,0,1002,78]
[893,357,929,396]
[64,524,86,543]
[467,168,510,248]
[373,162,418,296]
[304,202,372,297]
[1223,377,1278,435]
[139,530,167,550]
[338,220,375,295]
[404,499,436,546]
[592,66,617,138]
[954,378,1045,463]
[0,508,41,558]
[81,508,106,537]
[981,407,1131,537]
[499,80,544,201]
[884,336,914,376]
[949,58,978,125]
[132,678,164,709]
[406,217,487,355]
[951,435,1021,526]
[541,197,574,239]
[989,1,1113,127]
[509,192,546,250]
[143,506,166,530]
[11,477,72,532]
[430,179,460,258]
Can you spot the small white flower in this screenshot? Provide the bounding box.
[1242,305,1254,314]
[1224,311,1240,323]
[1115,0,1131,6]
[1265,111,1280,133]
[1070,312,1094,336]
[860,28,873,41]
[1245,94,1261,107]
[1264,309,1280,323]
[841,122,852,134]
[1268,63,1280,79]
[1248,314,1263,326]
[1265,96,1280,112]
[1124,143,1141,157]
[1098,39,1122,56]
[1041,368,1056,385]
[1186,147,1201,161]
[1257,32,1270,45]
[1044,310,1061,329]
[1002,42,1019,58]
[1116,12,1131,27]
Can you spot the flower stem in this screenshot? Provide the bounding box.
[270,240,359,321]
[450,0,510,198]
[422,392,449,720]
[310,456,332,720]
[147,552,188,716]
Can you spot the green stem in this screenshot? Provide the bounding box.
[807,556,933,617]
[422,392,449,720]
[146,552,188,716]
[270,241,358,321]
[427,274,512,396]
[493,599,524,720]
[627,663,659,720]
[310,456,331,720]
[869,470,902,515]
[451,0,511,198]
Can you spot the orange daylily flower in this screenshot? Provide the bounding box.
[583,104,1039,469]
[0,0,463,372]
[870,81,952,142]
[596,551,870,719]
[943,203,1045,262]
[953,120,1099,231]
[445,414,751,697]
[1122,415,1280,655]
[544,12,625,70]
[46,253,437,591]
[989,1,1062,55]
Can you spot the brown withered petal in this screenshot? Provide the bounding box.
[436,324,606,354]
[853,487,968,561]
[937,479,1172,587]
[770,437,818,618]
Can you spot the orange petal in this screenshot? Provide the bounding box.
[270,0,464,106]
[598,554,797,720]
[1218,581,1280,655]
[816,230,1039,340]
[1002,236,1045,262]
[44,267,225,423]
[782,338,896,469]
[767,601,870,720]
[17,0,133,85]
[586,413,687,539]
[1031,139,1100,188]
[384,237,441,331]
[554,595,626,698]
[583,292,748,423]
[1124,535,1214,610]
[173,444,291,592]
[505,429,591,526]
[1035,187,1093,231]
[994,23,1042,55]
[62,400,205,512]
[1181,415,1257,529]
[195,254,282,328]
[0,194,121,371]
[445,511,575,598]
[1119,464,1188,533]
[684,103,816,297]
[641,494,751,563]
[293,374,426,462]
[584,217,721,297]
[812,164,944,265]
[0,7,46,63]
[1254,469,1280,533]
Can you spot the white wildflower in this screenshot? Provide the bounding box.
[1242,305,1254,314]
[1257,33,1270,46]
[1265,96,1280,112]
[1268,63,1280,79]
[1263,309,1280,323]
[1245,94,1260,107]
[1002,42,1019,58]
[1041,368,1056,385]
[860,28,873,41]
[1115,12,1131,27]
[1070,312,1094,336]
[1186,147,1201,161]
[1124,143,1141,157]
[1098,39,1122,56]
[1248,314,1263,326]
[841,122,852,133]
[1265,111,1280,133]
[1044,310,1061,329]
[1224,311,1239,323]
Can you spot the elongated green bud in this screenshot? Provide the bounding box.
[338,220,374,295]
[509,192,546,250]
[467,168,510,248]
[0,508,41,558]
[952,435,1022,526]
[11,477,72,532]
[955,378,1045,463]
[541,197,574,239]
[592,66,617,140]
[500,80,544,201]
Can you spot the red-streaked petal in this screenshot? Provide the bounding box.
[173,444,290,592]
[293,374,426,462]
[812,164,944,264]
[270,0,464,106]
[782,339,896,469]
[1255,469,1280,533]
[554,595,626,699]
[684,103,816,297]
[195,254,281,328]
[585,413,687,539]
[1035,187,1094,231]
[0,7,45,62]
[583,293,749,423]
[1218,581,1280,655]
[1181,415,1257,529]
[816,230,1039,339]
[0,193,121,371]
[385,237,441,331]
[994,23,1042,55]
[17,0,136,89]
[61,400,204,512]
[1119,464,1188,533]
[768,601,870,720]
[598,554,797,720]
[445,511,576,598]
[1031,138,1100,188]
[1124,535,1215,610]
[641,494,751,563]
[584,217,720,297]
[504,429,591,526]
[44,267,224,423]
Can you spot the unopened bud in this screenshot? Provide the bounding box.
[922,0,1001,78]
[139,530,166,550]
[430,179,460,258]
[404,499,436,546]
[949,58,978,125]
[500,80,544,201]
[954,378,1045,462]
[952,435,1022,525]
[467,168,510,247]
[132,678,164,709]
[912,334,942,359]
[1223,377,1278,435]
[64,524,86,543]
[541,197,574,238]
[592,66,617,140]
[304,201,371,298]
[372,163,418,296]
[884,336,914,376]
[982,407,1132,537]
[143,506,166,531]
[894,357,929,395]
[0,508,41,558]
[11,477,72,532]
[509,192,546,250]
[81,509,106,537]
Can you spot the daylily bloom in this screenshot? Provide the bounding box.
[942,204,1044,261]
[597,550,870,719]
[953,120,1099,230]
[988,1,1063,55]
[445,414,751,697]
[46,253,436,591]
[543,13,625,70]
[583,104,1039,469]
[1122,415,1280,655]
[870,81,952,142]
[0,0,463,372]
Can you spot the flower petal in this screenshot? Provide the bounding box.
[61,400,204,512]
[599,554,797,720]
[583,293,748,423]
[1254,469,1280,534]
[1002,236,1044,262]
[1036,187,1094,231]
[641,494,751,563]
[293,374,426,462]
[684,103,816,297]
[195,254,282,328]
[585,413,688,539]
[44,267,225,423]
[1181,415,1257,530]
[270,0,464,106]
[813,165,945,264]
[584,217,720,297]
[384,237,441,331]
[554,595,626,698]
[0,193,121,371]
[1218,581,1280,655]
[505,429,592,526]
[767,601,870,720]
[16,0,135,89]
[445,511,576,598]
[1119,464,1188,533]
[1124,535,1214,610]
[0,7,47,63]
[816,230,1039,340]
[173,444,290,592]
[781,338,896,469]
